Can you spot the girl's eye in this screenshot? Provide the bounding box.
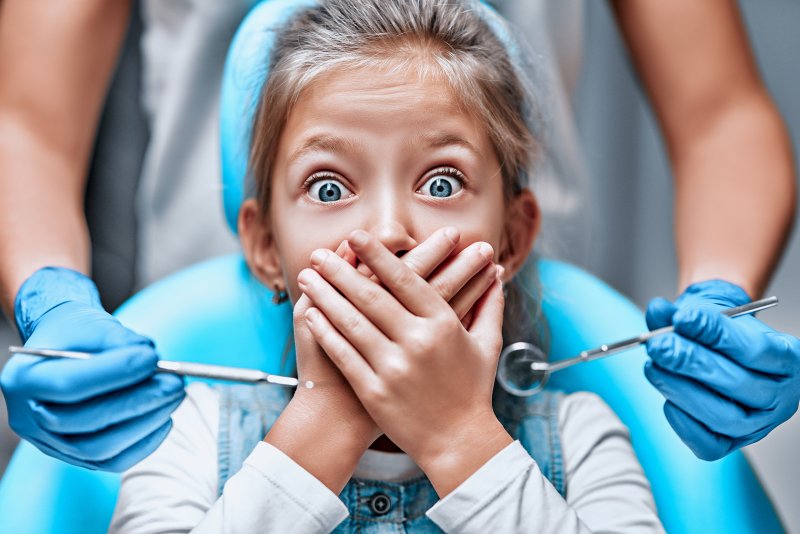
[419,169,465,198]
[307,176,353,203]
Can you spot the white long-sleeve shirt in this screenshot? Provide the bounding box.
[110,383,663,533]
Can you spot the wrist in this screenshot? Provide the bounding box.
[265,393,376,494]
[14,267,102,342]
[414,412,513,497]
[677,278,752,308]
[679,271,756,301]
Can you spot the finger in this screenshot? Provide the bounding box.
[304,306,376,392]
[347,229,465,317]
[448,262,497,320]
[468,269,505,357]
[461,308,474,330]
[646,333,781,410]
[30,419,175,472]
[395,226,460,279]
[661,401,737,461]
[672,307,794,375]
[297,268,388,360]
[336,240,357,267]
[645,297,676,330]
[33,395,184,464]
[355,227,461,284]
[309,250,409,340]
[676,280,751,308]
[30,374,186,434]
[426,241,494,303]
[643,362,775,437]
[97,420,176,472]
[9,345,161,403]
[23,303,154,351]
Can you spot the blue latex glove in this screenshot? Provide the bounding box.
[644,280,800,460]
[0,267,185,471]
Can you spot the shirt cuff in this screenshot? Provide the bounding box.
[245,441,349,530]
[426,440,534,529]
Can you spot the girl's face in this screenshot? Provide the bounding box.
[241,67,539,303]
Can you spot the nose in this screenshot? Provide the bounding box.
[368,220,418,257]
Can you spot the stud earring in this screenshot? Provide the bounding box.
[272,284,289,304]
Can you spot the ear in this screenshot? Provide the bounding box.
[497,189,540,282]
[238,198,284,290]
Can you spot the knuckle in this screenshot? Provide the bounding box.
[31,403,58,429]
[675,341,696,373]
[761,392,781,412]
[356,285,381,308]
[363,382,387,404]
[718,411,743,433]
[708,405,745,434]
[402,255,425,277]
[293,297,310,320]
[383,358,410,381]
[769,333,798,376]
[341,313,364,334]
[752,336,772,361]
[325,254,343,276]
[46,374,74,397]
[328,341,350,364]
[430,277,454,299]
[391,268,417,290]
[436,314,461,337]
[404,328,432,354]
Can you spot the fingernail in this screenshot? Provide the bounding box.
[349,230,368,247]
[444,227,459,243]
[305,307,320,324]
[297,269,314,287]
[310,249,329,267]
[479,242,493,259]
[497,265,506,280]
[335,241,345,256]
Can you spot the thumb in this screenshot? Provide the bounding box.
[646,297,677,330]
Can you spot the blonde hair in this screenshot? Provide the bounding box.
[249,0,548,353]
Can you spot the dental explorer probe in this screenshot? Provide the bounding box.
[532,296,779,374]
[6,346,314,389]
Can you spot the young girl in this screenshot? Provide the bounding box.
[111,1,663,531]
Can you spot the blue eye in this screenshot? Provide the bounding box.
[308,177,353,202]
[420,170,464,198]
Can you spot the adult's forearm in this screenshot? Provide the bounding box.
[0,128,91,318]
[673,94,796,297]
[0,0,132,318]
[611,0,797,297]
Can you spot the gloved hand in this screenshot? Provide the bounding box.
[644,279,800,460]
[0,267,185,471]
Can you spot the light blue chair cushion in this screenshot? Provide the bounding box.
[0,255,783,533]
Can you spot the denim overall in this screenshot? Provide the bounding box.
[216,383,565,533]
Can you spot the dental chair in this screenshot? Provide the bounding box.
[0,1,784,533]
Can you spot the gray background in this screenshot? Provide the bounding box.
[1,0,798,531]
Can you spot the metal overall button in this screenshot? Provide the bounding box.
[368,492,392,515]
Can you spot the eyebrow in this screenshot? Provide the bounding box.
[287,130,483,166]
[411,131,484,159]
[288,134,362,166]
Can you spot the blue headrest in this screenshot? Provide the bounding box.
[219,0,520,233]
[220,0,318,233]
